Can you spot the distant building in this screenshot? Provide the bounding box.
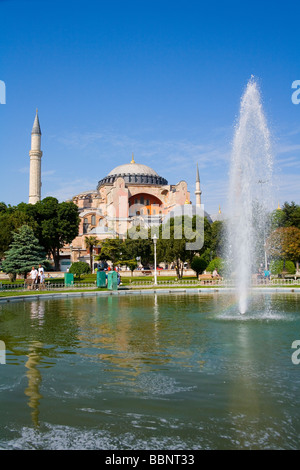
[27,111,210,270]
[69,154,195,265]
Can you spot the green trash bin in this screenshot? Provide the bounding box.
[64,272,74,286]
[107,271,118,290]
[97,270,107,288]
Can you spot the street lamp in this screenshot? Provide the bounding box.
[152,234,158,286]
[92,248,96,274]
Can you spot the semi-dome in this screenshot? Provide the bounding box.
[97,156,168,189]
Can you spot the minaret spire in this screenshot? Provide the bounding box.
[195,163,202,206]
[31,108,41,135]
[29,109,43,204]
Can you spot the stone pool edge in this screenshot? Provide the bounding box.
[0,286,300,303]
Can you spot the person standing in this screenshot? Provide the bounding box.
[38,264,45,290]
[29,266,38,290]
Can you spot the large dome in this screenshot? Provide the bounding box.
[97,158,168,188]
[108,162,158,177]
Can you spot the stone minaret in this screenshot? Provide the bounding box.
[29,109,42,204]
[195,163,202,206]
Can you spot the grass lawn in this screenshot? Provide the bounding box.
[0,274,199,286]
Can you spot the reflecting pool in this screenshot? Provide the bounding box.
[0,291,300,449]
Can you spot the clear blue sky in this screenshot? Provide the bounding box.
[1,0,299,216]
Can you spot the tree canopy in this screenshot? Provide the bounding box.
[271,202,300,230]
[0,209,37,259]
[85,236,100,272]
[1,225,46,280]
[32,197,80,269]
[69,261,90,279]
[0,197,80,270]
[266,226,300,269]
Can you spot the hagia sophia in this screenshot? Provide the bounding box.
[28,111,222,271]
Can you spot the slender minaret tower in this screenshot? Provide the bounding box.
[195,163,202,206]
[29,109,42,204]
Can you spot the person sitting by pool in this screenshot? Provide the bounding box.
[212,268,219,278]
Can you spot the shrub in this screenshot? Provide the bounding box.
[191,256,207,276]
[206,257,225,275]
[69,261,90,279]
[269,259,295,275]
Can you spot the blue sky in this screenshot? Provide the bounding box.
[1,0,300,216]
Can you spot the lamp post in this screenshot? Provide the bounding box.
[92,248,96,274]
[152,234,158,286]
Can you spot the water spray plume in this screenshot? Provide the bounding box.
[227,78,274,314]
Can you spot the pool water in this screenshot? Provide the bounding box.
[0,291,299,449]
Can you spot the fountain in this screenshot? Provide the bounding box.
[227,77,274,313]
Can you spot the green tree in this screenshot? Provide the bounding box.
[156,216,192,279]
[85,236,100,273]
[0,202,7,213]
[118,258,138,275]
[266,226,300,272]
[96,238,124,268]
[1,225,46,281]
[123,235,152,267]
[31,197,80,270]
[269,259,295,275]
[271,202,300,230]
[154,215,206,278]
[210,220,225,258]
[206,257,225,276]
[281,202,300,229]
[191,256,207,277]
[69,261,91,279]
[0,210,37,260]
[270,207,286,230]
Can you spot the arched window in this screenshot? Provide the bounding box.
[83,218,89,234]
[91,215,96,225]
